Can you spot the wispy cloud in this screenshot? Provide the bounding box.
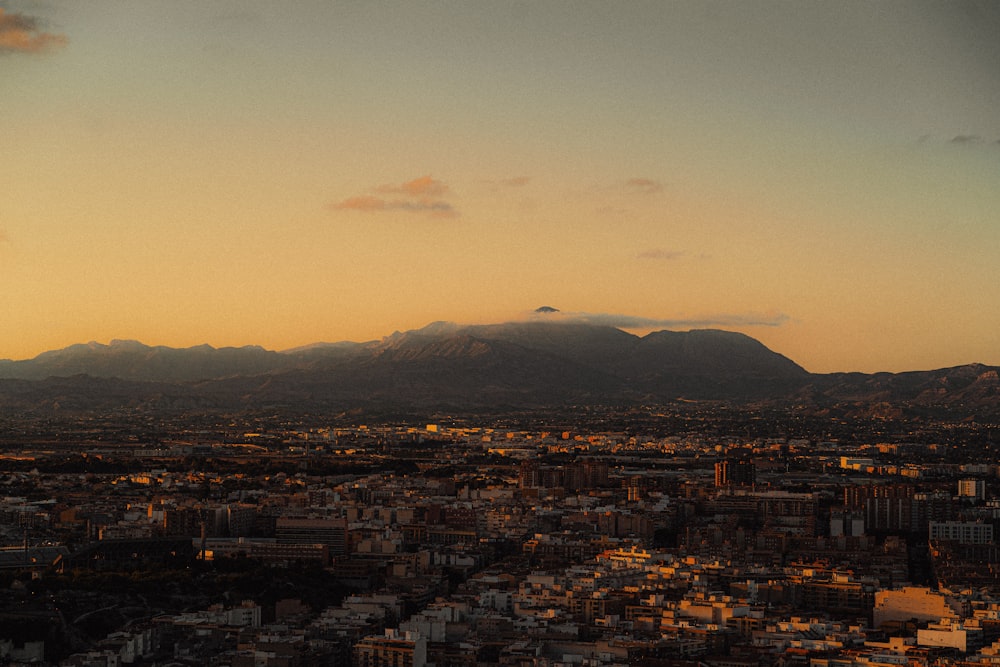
[946,135,1000,151]
[625,178,663,194]
[335,196,455,215]
[376,175,449,198]
[950,134,984,145]
[334,196,390,212]
[917,134,1000,149]
[530,309,790,329]
[332,176,458,218]
[0,8,67,54]
[636,248,684,261]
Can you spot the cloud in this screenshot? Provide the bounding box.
[332,176,458,217]
[950,134,984,145]
[625,178,663,194]
[636,248,684,261]
[0,8,67,54]
[333,196,455,216]
[916,134,1000,153]
[377,175,449,198]
[395,200,455,214]
[334,196,390,212]
[530,309,790,329]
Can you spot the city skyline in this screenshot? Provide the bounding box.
[3,1,999,373]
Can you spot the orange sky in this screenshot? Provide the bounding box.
[2,2,999,372]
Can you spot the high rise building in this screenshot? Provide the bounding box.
[275,517,347,556]
[958,478,986,503]
[715,459,755,487]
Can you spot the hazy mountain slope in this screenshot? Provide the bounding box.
[620,329,810,398]
[631,329,807,376]
[206,333,628,410]
[0,322,996,417]
[798,364,1000,418]
[0,375,198,413]
[450,321,639,370]
[0,340,287,382]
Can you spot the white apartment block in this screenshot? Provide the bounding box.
[929,521,993,544]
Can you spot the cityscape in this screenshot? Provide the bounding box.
[2,394,1000,666]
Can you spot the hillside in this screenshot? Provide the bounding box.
[0,322,996,419]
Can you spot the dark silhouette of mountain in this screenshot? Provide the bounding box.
[0,321,996,418]
[622,329,809,398]
[0,339,286,382]
[212,332,626,411]
[791,364,1000,419]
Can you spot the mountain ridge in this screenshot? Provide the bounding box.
[0,321,997,418]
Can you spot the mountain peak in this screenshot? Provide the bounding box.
[108,339,149,349]
[0,320,998,417]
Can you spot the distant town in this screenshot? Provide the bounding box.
[2,406,1000,666]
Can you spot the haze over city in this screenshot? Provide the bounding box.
[3,1,999,373]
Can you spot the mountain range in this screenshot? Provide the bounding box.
[1,321,997,419]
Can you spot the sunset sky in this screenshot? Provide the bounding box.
[2,1,999,373]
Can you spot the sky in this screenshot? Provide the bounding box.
[2,1,999,373]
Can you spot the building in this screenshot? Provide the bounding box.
[873,587,963,629]
[929,521,994,545]
[275,517,347,556]
[829,510,865,537]
[355,630,427,667]
[715,459,755,488]
[958,478,986,503]
[846,484,921,533]
[917,619,982,652]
